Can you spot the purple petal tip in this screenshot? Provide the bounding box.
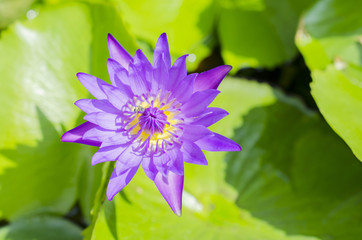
[160,32,167,38]
[106,189,117,201]
[60,122,101,147]
[107,33,116,42]
[224,65,232,70]
[107,33,133,69]
[195,133,241,152]
[107,194,113,201]
[233,144,242,151]
[154,171,183,216]
[193,65,232,92]
[174,208,182,217]
[76,72,84,79]
[153,33,171,68]
[60,132,71,142]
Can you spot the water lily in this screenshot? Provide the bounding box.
[61,33,241,216]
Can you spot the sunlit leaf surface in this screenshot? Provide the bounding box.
[296,0,362,161]
[310,65,362,162]
[0,2,92,220]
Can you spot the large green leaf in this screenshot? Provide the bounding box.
[226,92,362,240]
[0,2,93,220]
[0,0,138,221]
[296,0,362,161]
[114,0,216,70]
[85,79,319,240]
[0,0,35,29]
[296,0,362,70]
[0,216,82,240]
[0,109,92,220]
[310,64,362,162]
[218,0,315,70]
[0,2,91,148]
[303,0,362,39]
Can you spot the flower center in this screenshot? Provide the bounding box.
[138,107,168,135]
[121,92,184,156]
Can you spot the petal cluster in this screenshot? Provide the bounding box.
[61,33,241,216]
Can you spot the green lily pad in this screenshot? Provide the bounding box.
[0,1,137,221]
[311,64,362,162]
[0,2,92,220]
[218,0,316,70]
[226,92,362,239]
[296,0,362,70]
[0,216,82,240]
[296,0,362,161]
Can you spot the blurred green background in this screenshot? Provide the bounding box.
[0,0,361,239]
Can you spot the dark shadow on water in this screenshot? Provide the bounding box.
[64,203,88,229]
[0,219,9,227]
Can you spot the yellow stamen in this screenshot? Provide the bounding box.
[126,95,181,150]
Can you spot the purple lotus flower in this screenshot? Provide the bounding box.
[61,33,241,216]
